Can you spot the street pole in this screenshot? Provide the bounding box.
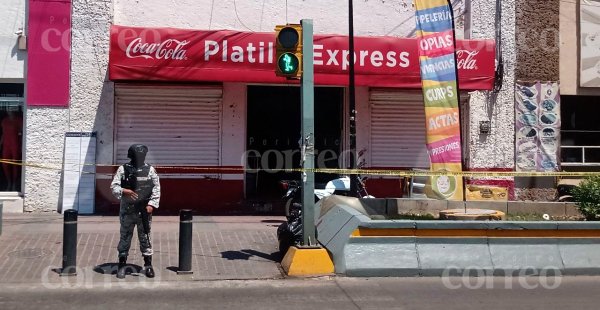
[348,0,358,195]
[300,19,316,247]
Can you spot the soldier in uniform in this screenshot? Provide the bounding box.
[110,144,160,279]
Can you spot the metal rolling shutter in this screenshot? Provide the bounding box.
[114,84,222,166]
[369,89,430,168]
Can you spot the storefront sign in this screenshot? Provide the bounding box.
[515,81,561,172]
[109,25,495,89]
[415,0,463,201]
[580,0,600,87]
[27,0,71,107]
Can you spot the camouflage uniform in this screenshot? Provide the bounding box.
[110,164,160,258]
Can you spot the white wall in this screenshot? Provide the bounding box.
[221,82,246,180]
[0,0,25,79]
[25,0,113,211]
[467,0,516,169]
[113,0,436,37]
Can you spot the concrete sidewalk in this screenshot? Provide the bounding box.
[0,214,286,284]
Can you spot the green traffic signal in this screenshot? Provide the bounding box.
[278,52,299,74]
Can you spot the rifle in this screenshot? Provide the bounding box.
[135,200,151,237]
[122,164,154,239]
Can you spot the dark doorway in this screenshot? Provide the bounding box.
[0,84,24,192]
[246,86,343,202]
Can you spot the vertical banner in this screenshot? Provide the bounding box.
[515,81,561,171]
[414,0,463,200]
[27,0,71,106]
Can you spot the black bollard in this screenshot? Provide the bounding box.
[177,209,193,274]
[61,209,78,276]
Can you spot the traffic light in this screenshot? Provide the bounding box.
[275,24,302,78]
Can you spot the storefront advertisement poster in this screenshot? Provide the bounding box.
[515,81,561,172]
[415,0,464,201]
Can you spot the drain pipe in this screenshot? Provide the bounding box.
[493,0,504,94]
[487,0,504,116]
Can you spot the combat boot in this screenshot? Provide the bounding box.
[143,256,155,278]
[116,257,127,279]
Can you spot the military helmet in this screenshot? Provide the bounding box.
[127,144,148,160]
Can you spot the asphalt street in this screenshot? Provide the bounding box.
[1,276,599,310]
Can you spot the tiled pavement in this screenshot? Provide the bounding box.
[0,214,286,284]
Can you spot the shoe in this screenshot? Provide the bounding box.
[145,265,155,278]
[144,256,155,278]
[117,257,127,279]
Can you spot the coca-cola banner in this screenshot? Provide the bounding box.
[109,25,495,89]
[414,0,463,201]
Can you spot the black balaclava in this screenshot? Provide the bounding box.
[127,144,148,168]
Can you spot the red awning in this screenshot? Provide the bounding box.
[109,25,495,90]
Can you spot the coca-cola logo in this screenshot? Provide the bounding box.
[126,38,189,60]
[456,50,478,70]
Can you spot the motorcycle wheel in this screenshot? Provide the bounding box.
[278,238,293,259]
[558,195,574,202]
[284,198,294,217]
[277,222,294,259]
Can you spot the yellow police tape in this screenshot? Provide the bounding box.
[0,158,598,178]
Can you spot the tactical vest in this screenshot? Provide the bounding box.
[121,163,154,203]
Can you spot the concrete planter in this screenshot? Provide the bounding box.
[316,197,600,277]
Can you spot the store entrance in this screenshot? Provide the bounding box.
[246,86,343,205]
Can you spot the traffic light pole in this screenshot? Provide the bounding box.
[348,0,358,196]
[300,19,316,247]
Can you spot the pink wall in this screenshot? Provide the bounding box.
[27,0,71,106]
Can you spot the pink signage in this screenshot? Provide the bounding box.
[27,0,71,107]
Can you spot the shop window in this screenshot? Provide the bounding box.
[560,95,600,166]
[0,83,24,192]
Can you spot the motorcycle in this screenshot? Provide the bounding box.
[555,178,582,202]
[280,176,352,218]
[276,175,372,257]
